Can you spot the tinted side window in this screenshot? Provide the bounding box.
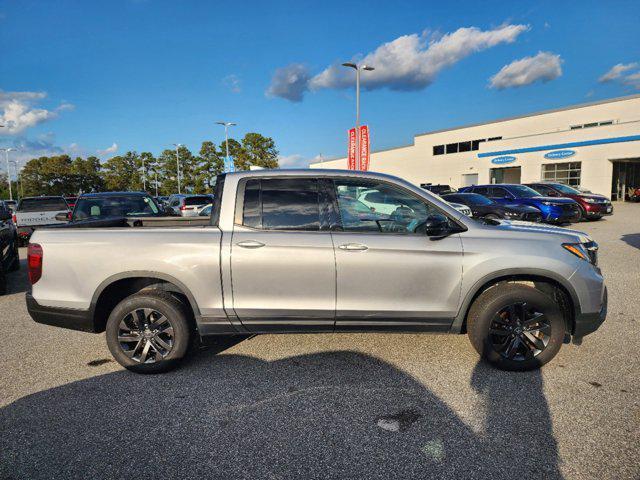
[473,187,489,195]
[261,179,319,231]
[489,187,508,198]
[241,178,320,231]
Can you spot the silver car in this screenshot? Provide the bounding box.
[27,170,606,374]
[166,194,214,217]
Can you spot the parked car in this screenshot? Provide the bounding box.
[66,192,170,223]
[27,170,606,374]
[631,187,640,202]
[14,196,70,244]
[198,204,212,217]
[420,183,457,195]
[0,201,19,294]
[459,184,581,224]
[442,193,543,222]
[4,200,17,212]
[525,183,613,221]
[167,194,214,217]
[447,201,472,217]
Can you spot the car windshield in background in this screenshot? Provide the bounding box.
[184,196,212,206]
[446,194,493,206]
[551,183,581,195]
[508,185,543,198]
[73,195,159,220]
[17,198,68,212]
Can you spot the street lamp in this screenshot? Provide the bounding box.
[153,170,159,197]
[0,148,16,201]
[341,62,374,170]
[9,160,22,199]
[215,121,236,172]
[172,143,183,194]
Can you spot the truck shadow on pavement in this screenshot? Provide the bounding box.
[0,350,562,480]
[7,257,29,295]
[620,233,640,250]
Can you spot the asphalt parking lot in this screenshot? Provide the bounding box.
[1,203,638,480]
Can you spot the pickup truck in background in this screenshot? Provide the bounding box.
[26,170,607,374]
[14,196,70,245]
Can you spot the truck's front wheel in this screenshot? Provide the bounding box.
[467,284,565,371]
[105,291,192,374]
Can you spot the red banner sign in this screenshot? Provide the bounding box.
[359,125,370,171]
[347,128,357,170]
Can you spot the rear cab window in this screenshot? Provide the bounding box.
[17,197,68,212]
[184,196,212,206]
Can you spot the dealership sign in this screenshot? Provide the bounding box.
[491,155,516,165]
[347,128,357,170]
[359,125,370,171]
[544,149,576,159]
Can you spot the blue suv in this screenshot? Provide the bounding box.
[459,184,581,224]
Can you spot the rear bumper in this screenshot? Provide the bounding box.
[26,293,97,333]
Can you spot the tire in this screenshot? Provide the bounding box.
[105,291,193,374]
[467,283,565,371]
[0,263,6,296]
[484,214,501,220]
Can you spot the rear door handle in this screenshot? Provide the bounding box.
[338,243,368,251]
[236,240,266,249]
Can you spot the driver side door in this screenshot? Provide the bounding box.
[330,178,464,331]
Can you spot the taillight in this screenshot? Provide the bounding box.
[28,243,43,284]
[180,205,193,210]
[12,214,16,224]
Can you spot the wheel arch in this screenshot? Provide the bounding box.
[452,269,580,335]
[90,271,201,333]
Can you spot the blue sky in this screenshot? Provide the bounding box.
[1,0,639,167]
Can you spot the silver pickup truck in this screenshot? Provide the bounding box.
[26,170,607,374]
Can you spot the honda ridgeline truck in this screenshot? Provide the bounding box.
[26,170,607,374]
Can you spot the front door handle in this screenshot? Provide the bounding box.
[236,240,266,249]
[338,243,368,251]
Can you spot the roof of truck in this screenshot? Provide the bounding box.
[78,191,149,197]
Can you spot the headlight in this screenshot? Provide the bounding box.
[584,198,597,203]
[542,201,552,206]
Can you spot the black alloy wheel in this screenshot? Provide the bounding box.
[117,308,175,364]
[489,302,551,361]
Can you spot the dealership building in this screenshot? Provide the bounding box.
[311,94,640,200]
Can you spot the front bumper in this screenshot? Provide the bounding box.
[542,204,581,223]
[573,287,607,339]
[26,293,97,332]
[584,203,613,216]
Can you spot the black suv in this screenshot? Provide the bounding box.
[0,201,20,294]
[442,193,542,222]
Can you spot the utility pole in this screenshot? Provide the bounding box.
[341,63,374,170]
[215,122,237,172]
[172,144,182,194]
[0,148,16,200]
[154,171,159,197]
[141,155,146,192]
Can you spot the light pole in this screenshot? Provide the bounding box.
[341,62,374,170]
[141,155,146,192]
[9,160,22,199]
[153,171,159,197]
[215,121,236,172]
[0,148,16,201]
[172,143,182,194]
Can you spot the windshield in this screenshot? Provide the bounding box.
[550,183,580,195]
[445,194,493,206]
[18,197,68,212]
[72,195,160,220]
[507,185,542,198]
[184,195,213,206]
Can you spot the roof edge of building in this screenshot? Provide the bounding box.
[415,93,640,138]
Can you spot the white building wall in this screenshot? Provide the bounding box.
[311,95,640,196]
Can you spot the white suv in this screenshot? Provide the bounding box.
[167,194,213,217]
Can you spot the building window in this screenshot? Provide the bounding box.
[542,162,582,187]
[487,136,503,141]
[446,143,458,154]
[471,139,485,151]
[433,145,445,155]
[570,120,613,129]
[458,141,471,152]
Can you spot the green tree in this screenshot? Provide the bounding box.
[70,156,104,193]
[102,152,141,191]
[239,132,279,170]
[196,141,224,191]
[21,155,75,196]
[157,145,197,194]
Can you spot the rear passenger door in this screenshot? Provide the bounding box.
[487,186,514,205]
[230,178,336,332]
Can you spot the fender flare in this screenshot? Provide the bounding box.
[451,268,581,333]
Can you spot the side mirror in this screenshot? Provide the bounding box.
[55,212,70,222]
[417,213,451,237]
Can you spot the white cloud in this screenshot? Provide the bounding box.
[97,142,118,157]
[222,74,242,93]
[621,71,640,89]
[266,64,311,102]
[598,62,638,83]
[0,90,74,135]
[489,51,562,89]
[267,24,529,101]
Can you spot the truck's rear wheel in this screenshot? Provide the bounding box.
[467,284,565,371]
[106,291,192,374]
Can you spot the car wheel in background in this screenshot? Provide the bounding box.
[484,213,501,220]
[466,283,565,371]
[105,291,193,374]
